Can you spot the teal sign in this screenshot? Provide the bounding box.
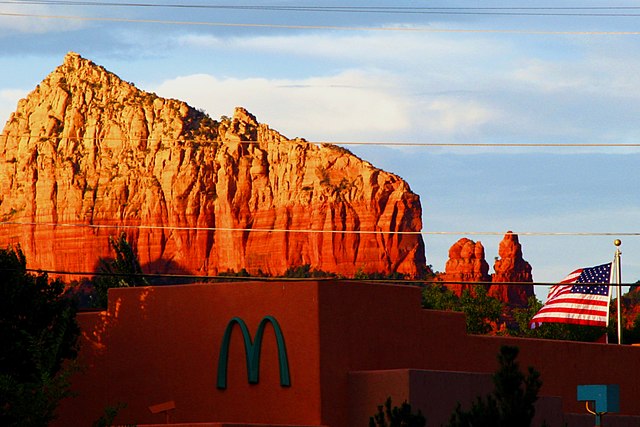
[216,315,291,389]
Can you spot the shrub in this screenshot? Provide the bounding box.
[369,397,426,427]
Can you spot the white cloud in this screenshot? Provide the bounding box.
[7,26,640,150]
[177,34,225,49]
[510,60,592,93]
[419,98,500,136]
[152,30,512,144]
[151,70,412,141]
[171,29,640,148]
[177,30,510,66]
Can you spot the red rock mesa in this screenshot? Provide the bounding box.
[0,52,427,278]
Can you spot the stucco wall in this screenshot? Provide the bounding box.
[55,281,640,426]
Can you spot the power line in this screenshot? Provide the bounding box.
[3,11,640,34]
[20,267,636,287]
[1,221,638,237]
[7,1,640,17]
[2,134,640,148]
[25,267,332,281]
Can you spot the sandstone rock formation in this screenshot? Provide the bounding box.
[439,238,491,295]
[0,52,427,278]
[621,287,640,330]
[437,232,534,306]
[489,232,534,307]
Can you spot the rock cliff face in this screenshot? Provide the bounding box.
[489,232,534,307]
[621,287,640,330]
[439,233,534,306]
[0,52,427,278]
[439,238,491,295]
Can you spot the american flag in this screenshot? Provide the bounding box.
[531,263,612,328]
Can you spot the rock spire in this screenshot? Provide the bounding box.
[438,232,534,306]
[489,232,534,307]
[440,238,491,296]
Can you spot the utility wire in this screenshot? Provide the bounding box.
[7,1,640,17]
[1,221,638,237]
[2,134,640,148]
[3,11,640,34]
[20,267,636,287]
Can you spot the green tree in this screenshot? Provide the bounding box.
[213,268,255,284]
[422,284,504,335]
[624,313,640,344]
[421,283,460,311]
[354,268,405,281]
[91,402,127,427]
[92,233,148,308]
[459,287,503,335]
[369,397,426,427]
[0,245,80,426]
[447,346,542,427]
[281,264,336,278]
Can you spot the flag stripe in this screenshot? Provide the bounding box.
[531,316,607,327]
[533,312,609,321]
[534,307,609,317]
[558,269,582,284]
[530,263,612,329]
[541,298,609,307]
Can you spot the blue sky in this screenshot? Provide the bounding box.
[1,1,640,297]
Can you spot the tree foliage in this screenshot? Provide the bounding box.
[91,402,128,427]
[92,233,148,308]
[369,397,426,427]
[354,268,406,281]
[0,245,80,426]
[614,289,640,344]
[422,284,503,334]
[421,283,459,311]
[459,287,503,335]
[624,313,640,344]
[447,346,542,427]
[282,264,335,278]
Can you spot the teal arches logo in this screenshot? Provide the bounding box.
[216,315,291,389]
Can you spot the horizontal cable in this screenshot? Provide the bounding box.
[311,142,640,148]
[25,267,332,281]
[2,12,640,34]
[8,1,640,11]
[2,134,640,148]
[2,220,424,235]
[20,267,634,287]
[7,1,640,17]
[1,221,637,237]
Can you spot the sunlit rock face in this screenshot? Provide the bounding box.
[438,233,534,307]
[440,238,491,296]
[489,232,534,307]
[0,52,427,278]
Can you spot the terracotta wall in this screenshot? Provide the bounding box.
[58,282,324,426]
[55,281,640,427]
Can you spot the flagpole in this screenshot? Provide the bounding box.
[614,239,622,345]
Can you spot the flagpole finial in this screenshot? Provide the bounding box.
[614,239,622,247]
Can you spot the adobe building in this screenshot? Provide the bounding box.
[56,281,640,426]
